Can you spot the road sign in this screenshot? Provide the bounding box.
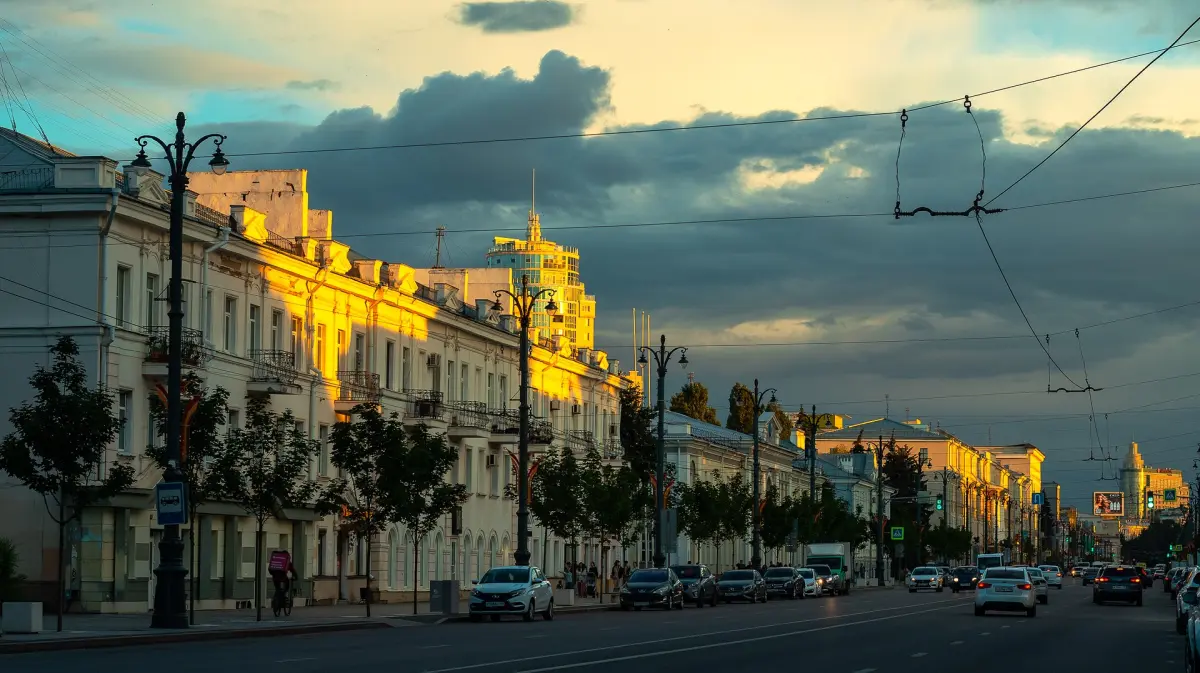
[662,508,678,554]
[1166,489,1178,502]
[155,481,187,526]
[1172,544,1184,552]
[890,526,905,541]
[1032,493,1043,506]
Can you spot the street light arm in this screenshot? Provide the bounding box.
[493,286,556,320]
[181,133,228,170]
[134,135,178,175]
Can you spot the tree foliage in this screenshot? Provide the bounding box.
[146,374,230,509]
[669,381,719,425]
[0,536,24,603]
[526,447,588,547]
[676,475,725,554]
[717,472,753,550]
[1122,520,1184,562]
[725,383,755,434]
[879,439,931,570]
[925,526,973,561]
[619,385,657,483]
[758,483,797,552]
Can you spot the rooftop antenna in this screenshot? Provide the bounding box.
[527,168,541,242]
[433,225,446,269]
[687,372,695,384]
[905,406,910,422]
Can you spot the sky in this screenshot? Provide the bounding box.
[3,0,1200,513]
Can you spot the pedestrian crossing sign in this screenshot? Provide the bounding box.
[1165,489,1177,502]
[890,526,905,541]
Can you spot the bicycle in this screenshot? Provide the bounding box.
[271,585,294,617]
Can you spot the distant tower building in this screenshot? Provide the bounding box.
[1120,442,1145,521]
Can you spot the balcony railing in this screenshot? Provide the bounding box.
[337,370,380,404]
[603,438,623,460]
[145,327,208,366]
[0,167,53,192]
[530,420,555,445]
[406,390,444,420]
[250,349,299,386]
[567,430,595,452]
[488,408,519,434]
[448,401,489,429]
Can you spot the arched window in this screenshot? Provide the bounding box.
[387,529,398,589]
[433,532,445,582]
[461,532,473,581]
[475,535,485,579]
[488,534,498,569]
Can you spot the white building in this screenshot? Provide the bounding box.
[815,453,896,582]
[0,133,633,613]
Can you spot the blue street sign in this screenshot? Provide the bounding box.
[1032,493,1044,506]
[1165,489,1177,502]
[155,481,188,526]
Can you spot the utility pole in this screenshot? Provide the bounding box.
[637,335,688,568]
[941,467,948,564]
[748,379,777,569]
[875,433,886,586]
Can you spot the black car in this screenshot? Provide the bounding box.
[717,569,767,603]
[619,568,685,611]
[763,567,802,599]
[1082,567,1100,585]
[950,566,980,592]
[671,564,718,607]
[1092,565,1144,606]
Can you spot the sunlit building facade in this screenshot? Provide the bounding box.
[0,132,631,613]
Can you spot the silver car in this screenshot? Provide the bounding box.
[975,567,1038,617]
[468,565,554,622]
[908,566,943,592]
[796,567,822,597]
[1026,567,1050,604]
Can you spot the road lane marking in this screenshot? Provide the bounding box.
[852,669,876,673]
[420,599,964,673]
[951,640,963,645]
[1001,625,1010,629]
[275,658,315,663]
[422,645,449,650]
[499,604,965,673]
[911,652,927,658]
[980,632,990,636]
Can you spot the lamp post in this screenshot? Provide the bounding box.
[638,334,688,568]
[130,113,228,630]
[748,379,777,569]
[491,274,558,567]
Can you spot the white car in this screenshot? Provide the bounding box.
[1026,567,1050,604]
[796,568,822,598]
[908,566,944,592]
[975,566,1038,617]
[468,565,555,622]
[1038,565,1064,589]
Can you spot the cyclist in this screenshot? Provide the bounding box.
[268,549,297,617]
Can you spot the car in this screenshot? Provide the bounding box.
[1026,567,1050,604]
[795,567,821,598]
[670,564,718,608]
[619,567,685,611]
[1092,565,1144,606]
[468,565,555,622]
[1182,589,1200,671]
[1165,568,1181,593]
[1070,565,1086,578]
[1177,569,1200,633]
[975,567,1038,617]
[804,564,843,596]
[1139,566,1154,589]
[763,567,803,600]
[717,569,767,603]
[1154,564,1167,580]
[949,566,979,592]
[1177,568,1198,599]
[1037,565,1064,589]
[908,566,944,593]
[1082,566,1100,586]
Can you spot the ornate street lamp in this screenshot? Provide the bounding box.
[638,335,688,568]
[748,379,777,569]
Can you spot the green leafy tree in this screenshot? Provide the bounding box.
[619,386,656,482]
[146,373,228,625]
[390,423,468,616]
[675,475,725,568]
[317,404,409,617]
[879,439,930,573]
[581,448,642,595]
[218,397,319,622]
[0,337,134,631]
[0,537,25,603]
[759,483,797,556]
[669,381,719,425]
[522,447,587,576]
[725,383,755,434]
[717,473,753,566]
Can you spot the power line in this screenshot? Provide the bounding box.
[109,38,1200,161]
[985,15,1200,207]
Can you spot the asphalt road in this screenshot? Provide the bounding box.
[8,579,1187,672]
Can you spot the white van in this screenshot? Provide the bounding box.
[977,553,1006,573]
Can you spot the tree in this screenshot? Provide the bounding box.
[523,447,587,577]
[758,483,797,557]
[669,381,719,425]
[581,448,642,595]
[850,430,867,454]
[317,404,409,617]
[675,476,725,567]
[0,337,134,631]
[0,537,25,603]
[145,373,228,625]
[390,423,467,616]
[725,383,755,434]
[218,397,318,621]
[717,473,753,566]
[619,385,656,481]
[880,440,930,573]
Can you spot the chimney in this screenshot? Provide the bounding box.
[122,165,142,197]
[499,315,518,333]
[353,259,382,285]
[475,298,495,318]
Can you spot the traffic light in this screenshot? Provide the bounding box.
[1147,492,1155,510]
[935,495,944,511]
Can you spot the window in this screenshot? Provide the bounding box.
[205,290,213,337]
[115,265,131,327]
[318,424,329,476]
[385,341,396,390]
[499,375,508,409]
[464,449,473,492]
[145,273,159,328]
[227,409,240,434]
[447,360,455,401]
[475,368,482,403]
[117,390,132,454]
[146,394,159,450]
[490,453,500,495]
[337,329,346,369]
[223,296,237,352]
[271,310,283,350]
[316,325,326,371]
[460,363,468,401]
[317,530,327,576]
[401,347,411,390]
[248,304,261,353]
[487,373,495,407]
[919,447,929,465]
[181,281,191,328]
[353,332,365,371]
[291,316,302,359]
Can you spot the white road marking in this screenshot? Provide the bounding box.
[1001,625,1010,629]
[950,640,964,645]
[980,632,990,636]
[422,645,449,650]
[911,652,927,658]
[525,635,547,639]
[852,669,877,673]
[275,658,315,664]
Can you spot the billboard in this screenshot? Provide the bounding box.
[1093,491,1124,517]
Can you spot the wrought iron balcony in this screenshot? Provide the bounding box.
[249,349,299,386]
[603,438,623,460]
[530,420,555,445]
[567,430,595,452]
[448,401,490,429]
[337,370,380,404]
[145,327,208,367]
[488,408,520,435]
[406,390,445,420]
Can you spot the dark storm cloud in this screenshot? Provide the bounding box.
[457,1,576,33]
[220,49,1200,493]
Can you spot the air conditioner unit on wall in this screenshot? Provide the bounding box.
[571,403,581,415]
[427,353,441,368]
[550,400,562,412]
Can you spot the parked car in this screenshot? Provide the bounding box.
[468,565,555,622]
[804,564,843,596]
[763,567,803,600]
[1177,569,1200,633]
[670,564,718,608]
[716,569,767,603]
[795,567,822,598]
[619,568,685,611]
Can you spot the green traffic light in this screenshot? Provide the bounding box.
[936,495,944,511]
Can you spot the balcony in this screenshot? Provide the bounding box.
[403,390,448,430]
[602,438,623,461]
[447,401,490,440]
[488,408,519,444]
[334,370,380,413]
[247,349,302,397]
[529,420,555,448]
[567,430,595,454]
[143,327,208,379]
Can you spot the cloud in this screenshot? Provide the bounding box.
[286,79,340,92]
[457,1,576,33]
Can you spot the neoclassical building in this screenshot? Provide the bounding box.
[0,131,633,612]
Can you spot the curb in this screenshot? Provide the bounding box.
[0,620,392,654]
[436,603,619,624]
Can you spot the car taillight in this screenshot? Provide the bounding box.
[1017,583,1032,590]
[1056,573,1062,577]
[1130,578,1140,583]
[976,581,991,589]
[1097,577,1109,583]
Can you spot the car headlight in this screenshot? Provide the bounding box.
[471,589,482,597]
[654,586,668,595]
[506,589,524,598]
[953,577,959,582]
[620,587,630,594]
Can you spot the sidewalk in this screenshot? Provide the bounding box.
[0,596,613,654]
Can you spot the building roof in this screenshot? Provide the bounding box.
[817,417,945,441]
[660,410,752,444]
